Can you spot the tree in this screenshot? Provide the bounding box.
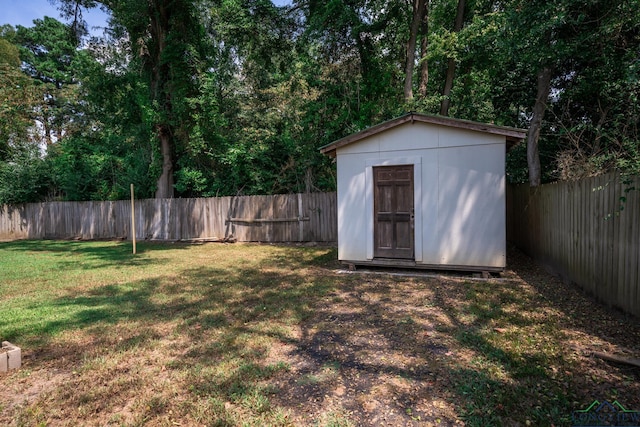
[493,0,640,185]
[0,26,55,203]
[46,59,158,201]
[417,0,429,98]
[0,142,52,205]
[404,0,427,102]
[439,0,465,116]
[113,0,206,198]
[549,0,640,181]
[15,17,86,146]
[57,0,207,198]
[0,26,38,161]
[526,67,551,186]
[1,0,633,203]
[199,0,336,195]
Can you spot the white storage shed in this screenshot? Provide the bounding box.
[320,112,527,272]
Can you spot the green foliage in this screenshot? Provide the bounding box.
[46,136,152,201]
[11,17,86,148]
[16,16,79,85]
[195,0,342,195]
[0,35,20,68]
[0,0,637,202]
[0,142,52,205]
[174,166,208,197]
[0,26,41,161]
[63,51,157,200]
[547,0,640,181]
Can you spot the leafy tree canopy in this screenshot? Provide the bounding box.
[0,0,637,204]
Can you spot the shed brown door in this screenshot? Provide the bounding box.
[373,165,414,259]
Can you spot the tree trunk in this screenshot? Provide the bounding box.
[418,2,429,98]
[43,113,54,146]
[404,0,426,102]
[148,0,175,198]
[155,124,174,198]
[527,67,552,187]
[439,0,465,116]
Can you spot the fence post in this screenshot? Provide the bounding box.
[298,193,304,242]
[131,184,136,255]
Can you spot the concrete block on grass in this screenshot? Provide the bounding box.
[1,341,21,372]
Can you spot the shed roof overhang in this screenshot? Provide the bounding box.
[319,112,528,158]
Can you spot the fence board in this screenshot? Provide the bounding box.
[626,187,639,313]
[508,173,640,317]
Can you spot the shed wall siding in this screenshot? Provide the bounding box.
[336,122,506,268]
[436,144,505,267]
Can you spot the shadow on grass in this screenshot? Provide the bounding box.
[432,247,640,425]
[257,277,435,424]
[3,244,340,425]
[5,243,639,426]
[0,239,188,270]
[268,247,640,426]
[504,248,640,409]
[429,279,574,426]
[6,258,333,342]
[273,275,575,426]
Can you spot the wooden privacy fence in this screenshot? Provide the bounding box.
[0,192,337,243]
[507,173,640,317]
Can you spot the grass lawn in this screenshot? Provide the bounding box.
[1,240,639,426]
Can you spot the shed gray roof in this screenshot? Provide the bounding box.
[320,112,528,157]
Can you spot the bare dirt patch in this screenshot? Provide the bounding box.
[272,278,464,426]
